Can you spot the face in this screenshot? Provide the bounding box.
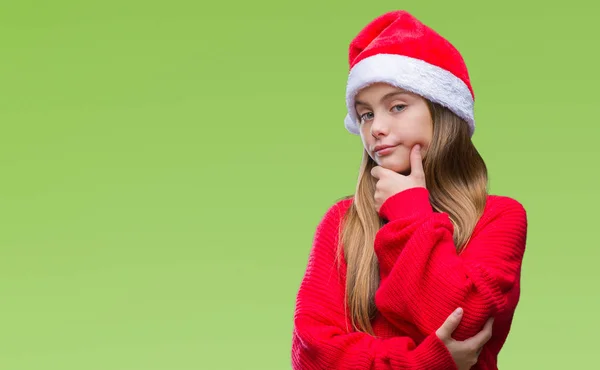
[354,82,433,174]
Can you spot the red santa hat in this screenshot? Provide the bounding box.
[344,10,476,136]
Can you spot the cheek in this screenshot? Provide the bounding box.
[423,125,433,147]
[419,129,433,145]
[400,128,430,147]
[360,129,373,146]
[359,135,369,149]
[406,119,433,146]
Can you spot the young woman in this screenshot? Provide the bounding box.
[291,10,528,370]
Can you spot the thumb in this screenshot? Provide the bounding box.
[436,307,463,340]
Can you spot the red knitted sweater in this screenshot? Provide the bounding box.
[291,187,528,369]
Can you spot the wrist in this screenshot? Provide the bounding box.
[378,187,433,221]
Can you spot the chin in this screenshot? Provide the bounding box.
[376,159,409,174]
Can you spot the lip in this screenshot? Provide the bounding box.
[374,144,397,155]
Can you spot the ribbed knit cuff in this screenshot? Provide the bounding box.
[378,187,433,222]
[410,334,458,370]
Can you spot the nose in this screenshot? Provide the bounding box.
[370,115,390,138]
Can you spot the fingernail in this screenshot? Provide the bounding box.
[454,307,463,316]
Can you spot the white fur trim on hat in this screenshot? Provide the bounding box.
[344,53,475,136]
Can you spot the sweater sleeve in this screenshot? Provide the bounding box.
[291,200,458,370]
[373,187,528,341]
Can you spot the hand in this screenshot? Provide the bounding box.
[435,308,494,370]
[370,144,427,212]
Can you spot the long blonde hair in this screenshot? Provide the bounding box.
[336,101,488,335]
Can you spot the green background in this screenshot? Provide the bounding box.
[0,1,597,369]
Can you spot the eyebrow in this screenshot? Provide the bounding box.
[354,90,410,107]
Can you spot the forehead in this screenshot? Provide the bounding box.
[354,83,412,105]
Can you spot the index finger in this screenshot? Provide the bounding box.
[409,144,425,177]
[371,165,395,179]
[370,166,381,179]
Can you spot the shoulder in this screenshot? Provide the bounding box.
[317,196,354,239]
[312,196,354,242]
[479,193,528,232]
[305,196,355,269]
[320,195,354,223]
[486,194,527,216]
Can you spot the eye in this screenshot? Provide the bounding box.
[359,112,374,122]
[392,104,407,112]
